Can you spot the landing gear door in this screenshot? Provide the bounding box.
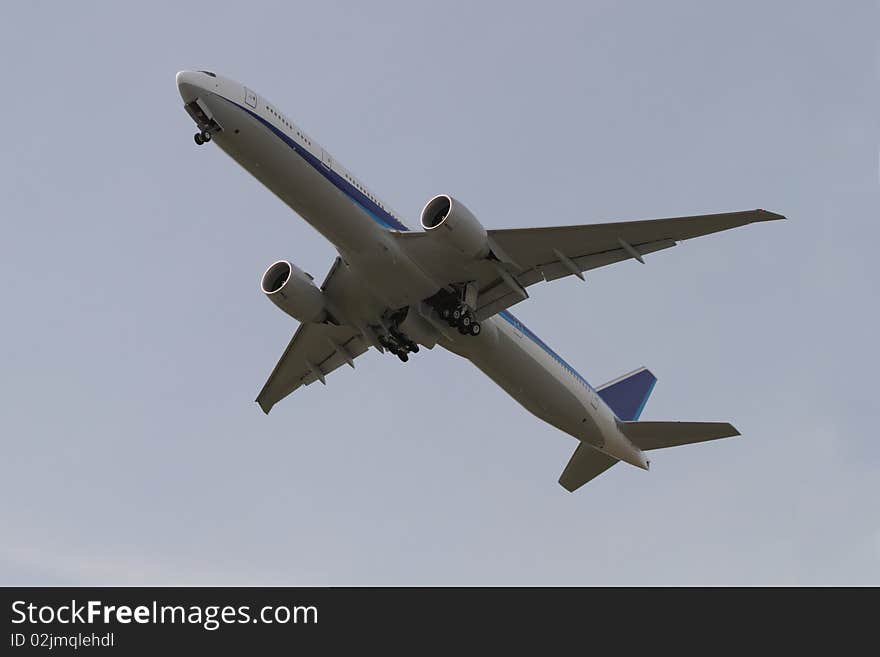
[244,87,257,109]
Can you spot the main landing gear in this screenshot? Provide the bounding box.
[439,305,481,336]
[426,284,482,338]
[380,328,419,363]
[193,129,213,145]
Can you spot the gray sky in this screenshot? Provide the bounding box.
[2,0,878,585]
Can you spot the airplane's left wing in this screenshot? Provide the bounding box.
[396,209,784,319]
[479,208,785,317]
[256,321,369,414]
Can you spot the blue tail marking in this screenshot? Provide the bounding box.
[597,367,657,421]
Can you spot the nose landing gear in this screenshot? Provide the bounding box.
[185,99,221,146]
[193,129,213,145]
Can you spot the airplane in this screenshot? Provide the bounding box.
[176,70,784,492]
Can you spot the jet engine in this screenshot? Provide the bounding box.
[420,194,489,259]
[260,260,327,323]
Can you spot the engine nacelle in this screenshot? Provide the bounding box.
[420,194,489,259]
[261,260,327,323]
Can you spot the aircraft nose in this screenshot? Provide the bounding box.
[176,70,201,103]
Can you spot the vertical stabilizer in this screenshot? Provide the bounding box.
[596,367,657,420]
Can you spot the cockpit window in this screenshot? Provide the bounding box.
[199,70,217,78]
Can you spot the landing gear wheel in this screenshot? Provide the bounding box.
[201,130,212,143]
[397,351,409,363]
[409,344,420,353]
[440,308,451,320]
[469,322,481,336]
[460,315,472,328]
[194,133,204,145]
[452,308,461,321]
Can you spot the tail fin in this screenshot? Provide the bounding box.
[597,367,657,420]
[619,421,740,451]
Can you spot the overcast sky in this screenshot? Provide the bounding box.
[2,1,878,585]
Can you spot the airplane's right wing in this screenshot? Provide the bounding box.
[255,321,370,414]
[256,257,375,414]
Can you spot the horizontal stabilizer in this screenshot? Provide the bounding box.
[559,443,618,492]
[597,367,657,421]
[619,421,740,451]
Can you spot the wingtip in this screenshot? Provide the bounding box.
[558,478,577,493]
[756,209,787,221]
[256,399,272,415]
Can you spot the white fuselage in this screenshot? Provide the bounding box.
[176,71,647,469]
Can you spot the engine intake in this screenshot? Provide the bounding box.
[420,194,489,259]
[261,260,327,323]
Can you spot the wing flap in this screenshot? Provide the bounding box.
[540,238,677,281]
[473,239,677,319]
[489,209,783,270]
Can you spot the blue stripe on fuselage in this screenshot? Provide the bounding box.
[214,94,410,232]
[498,310,594,392]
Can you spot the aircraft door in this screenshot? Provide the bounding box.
[244,87,257,109]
